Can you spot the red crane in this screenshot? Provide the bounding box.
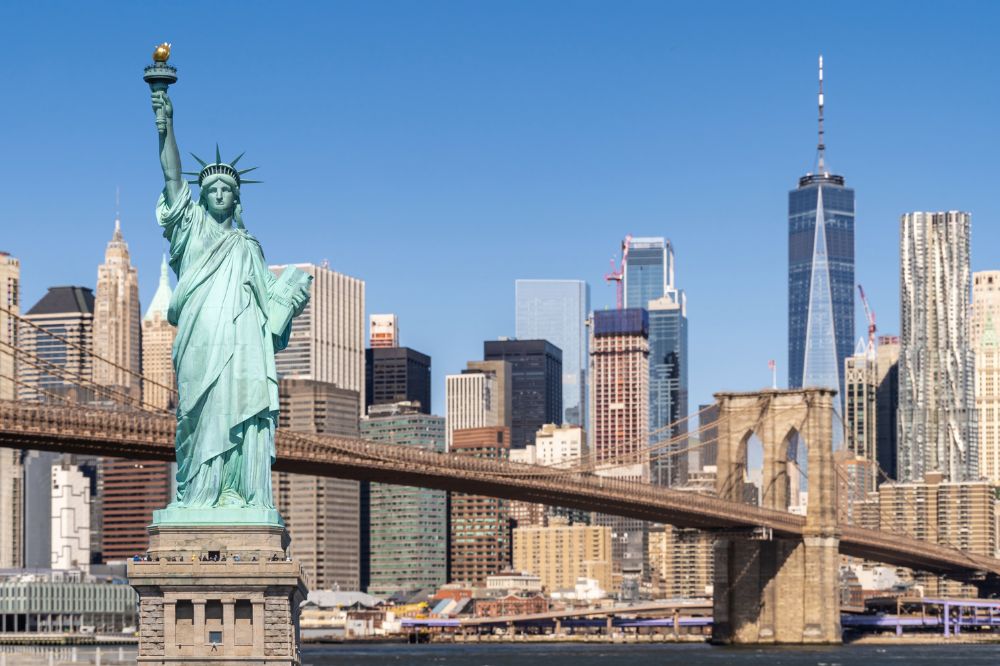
[858,284,876,354]
[604,234,632,310]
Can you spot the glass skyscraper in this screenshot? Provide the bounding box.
[787,172,855,401]
[622,237,689,486]
[514,280,590,427]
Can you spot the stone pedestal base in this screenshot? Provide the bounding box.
[128,524,308,665]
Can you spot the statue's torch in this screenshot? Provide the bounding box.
[144,43,177,131]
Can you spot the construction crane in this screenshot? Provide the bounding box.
[604,234,632,310]
[858,284,876,355]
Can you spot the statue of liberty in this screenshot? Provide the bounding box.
[150,76,311,523]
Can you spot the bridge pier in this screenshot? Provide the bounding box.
[712,389,841,644]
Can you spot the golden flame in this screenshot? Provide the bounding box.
[152,43,171,63]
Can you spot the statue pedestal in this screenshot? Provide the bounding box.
[128,524,308,665]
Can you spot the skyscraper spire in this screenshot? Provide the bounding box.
[113,187,123,241]
[817,54,826,174]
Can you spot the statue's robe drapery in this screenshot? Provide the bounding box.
[158,184,290,509]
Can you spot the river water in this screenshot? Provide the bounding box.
[300,642,1000,665]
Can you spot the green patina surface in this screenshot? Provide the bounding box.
[146,53,310,527]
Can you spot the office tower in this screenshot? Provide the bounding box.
[875,336,900,481]
[0,252,21,568]
[973,272,1000,483]
[369,314,398,349]
[976,317,1000,482]
[50,463,92,571]
[142,255,176,410]
[972,271,1000,348]
[364,347,431,415]
[445,360,511,451]
[697,403,719,470]
[512,518,612,593]
[879,475,996,596]
[449,427,511,586]
[274,379,361,591]
[362,402,448,596]
[898,212,976,482]
[484,339,562,450]
[509,424,590,526]
[589,309,650,592]
[788,57,855,401]
[92,217,142,399]
[101,458,171,562]
[101,256,175,562]
[648,525,713,599]
[515,280,590,427]
[18,286,95,401]
[589,309,649,469]
[269,263,365,396]
[844,346,877,493]
[648,295,688,486]
[622,237,689,486]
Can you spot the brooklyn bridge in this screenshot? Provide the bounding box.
[2,308,999,644]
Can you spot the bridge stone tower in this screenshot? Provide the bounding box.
[712,388,841,644]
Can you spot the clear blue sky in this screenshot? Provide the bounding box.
[1,2,998,416]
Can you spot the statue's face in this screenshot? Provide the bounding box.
[204,180,236,218]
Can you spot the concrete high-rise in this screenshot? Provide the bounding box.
[875,336,900,482]
[788,58,855,402]
[515,280,590,427]
[972,272,1000,483]
[648,525,714,599]
[512,519,612,594]
[365,346,431,415]
[508,424,589,526]
[0,252,21,568]
[50,462,92,571]
[369,314,398,349]
[141,255,176,410]
[93,217,142,400]
[445,360,511,451]
[589,309,650,592]
[449,427,511,586]
[362,402,448,596]
[273,379,362,591]
[269,263,365,396]
[484,339,562,450]
[844,345,877,493]
[18,286,95,402]
[898,212,976,482]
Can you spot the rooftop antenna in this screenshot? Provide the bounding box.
[114,186,122,238]
[817,54,826,175]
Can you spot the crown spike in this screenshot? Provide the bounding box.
[215,144,222,164]
[230,151,247,167]
[239,179,263,184]
[237,167,259,176]
[190,153,208,167]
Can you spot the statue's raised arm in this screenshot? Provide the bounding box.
[152,90,183,207]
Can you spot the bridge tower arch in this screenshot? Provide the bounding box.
[712,388,840,644]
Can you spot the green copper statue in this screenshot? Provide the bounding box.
[147,45,311,525]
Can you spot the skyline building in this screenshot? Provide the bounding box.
[515,280,590,427]
[509,423,590,526]
[449,427,511,586]
[269,263,365,397]
[844,345,877,493]
[875,336,900,481]
[369,313,399,349]
[0,251,21,568]
[484,339,562,450]
[788,57,855,405]
[274,379,363,591]
[972,271,1000,483]
[898,212,977,482]
[18,286,95,402]
[622,237,689,486]
[141,255,176,410]
[362,402,448,596]
[50,463,91,571]
[365,346,431,415]
[445,360,511,451]
[512,518,612,594]
[92,217,141,400]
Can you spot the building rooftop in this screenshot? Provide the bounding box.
[26,286,94,316]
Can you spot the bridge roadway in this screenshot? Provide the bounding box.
[1,400,998,583]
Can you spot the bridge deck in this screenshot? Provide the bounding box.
[0,401,997,581]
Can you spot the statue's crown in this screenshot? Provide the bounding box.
[184,145,260,187]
